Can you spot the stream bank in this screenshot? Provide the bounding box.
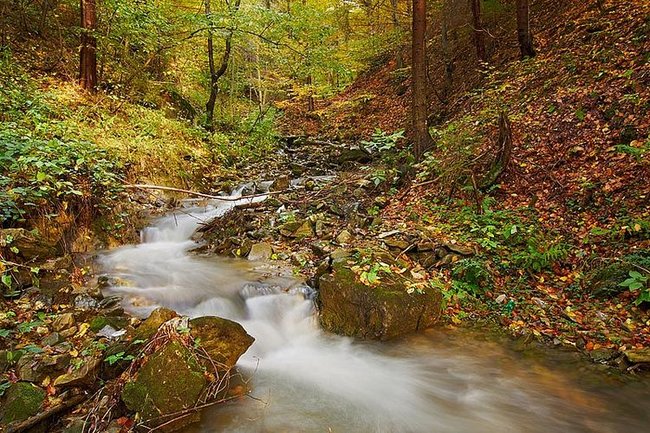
[1,137,649,432]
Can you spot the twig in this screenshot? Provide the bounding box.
[124,184,294,201]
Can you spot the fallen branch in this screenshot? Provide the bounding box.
[124,184,292,202]
[6,393,87,433]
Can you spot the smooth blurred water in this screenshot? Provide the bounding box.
[97,195,650,433]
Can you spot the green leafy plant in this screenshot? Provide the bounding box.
[104,352,135,366]
[619,270,650,305]
[361,129,404,153]
[512,239,568,272]
[451,258,491,297]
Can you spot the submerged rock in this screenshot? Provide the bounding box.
[318,259,442,340]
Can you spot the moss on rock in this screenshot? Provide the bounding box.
[189,316,254,369]
[121,340,206,431]
[0,382,46,424]
[318,259,442,340]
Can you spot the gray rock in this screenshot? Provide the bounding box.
[54,356,101,388]
[248,242,273,261]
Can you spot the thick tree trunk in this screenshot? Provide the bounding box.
[516,0,536,58]
[411,0,434,161]
[79,0,97,92]
[205,0,241,131]
[470,0,486,62]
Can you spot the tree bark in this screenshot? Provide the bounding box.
[390,0,404,68]
[516,0,536,58]
[411,0,434,161]
[440,0,453,100]
[205,0,241,131]
[470,0,486,62]
[79,0,97,92]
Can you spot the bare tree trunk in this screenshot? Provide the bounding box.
[440,0,453,100]
[205,0,241,131]
[516,0,536,58]
[390,0,404,68]
[79,0,97,92]
[411,0,434,161]
[469,0,486,62]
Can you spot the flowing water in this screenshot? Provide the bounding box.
[97,192,650,433]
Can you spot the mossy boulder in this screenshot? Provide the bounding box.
[189,316,254,369]
[0,382,46,424]
[318,259,442,340]
[121,340,206,432]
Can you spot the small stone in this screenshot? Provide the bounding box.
[589,348,617,364]
[294,220,315,239]
[384,238,410,250]
[443,242,474,256]
[336,229,353,245]
[74,294,98,310]
[531,297,547,309]
[133,307,178,341]
[59,326,78,339]
[53,356,101,388]
[330,248,351,261]
[495,294,507,304]
[52,313,75,331]
[42,332,61,347]
[248,242,273,261]
[270,175,291,191]
[623,348,650,364]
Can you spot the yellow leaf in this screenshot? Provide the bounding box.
[76,323,90,337]
[69,349,78,357]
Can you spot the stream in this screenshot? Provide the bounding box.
[96,190,650,433]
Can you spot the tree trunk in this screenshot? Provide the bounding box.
[470,0,486,62]
[411,0,434,161]
[79,0,97,92]
[440,0,453,100]
[390,0,404,68]
[205,0,241,131]
[516,0,536,58]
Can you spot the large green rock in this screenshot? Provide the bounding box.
[121,341,206,432]
[319,259,442,340]
[0,382,46,424]
[189,316,254,369]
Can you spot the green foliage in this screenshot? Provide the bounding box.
[0,128,124,226]
[104,351,135,366]
[451,258,491,297]
[512,238,568,272]
[619,270,650,305]
[361,129,404,153]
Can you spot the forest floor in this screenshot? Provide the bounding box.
[271,0,650,368]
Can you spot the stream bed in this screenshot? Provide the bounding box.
[96,194,650,433]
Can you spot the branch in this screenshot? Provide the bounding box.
[124,184,293,201]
